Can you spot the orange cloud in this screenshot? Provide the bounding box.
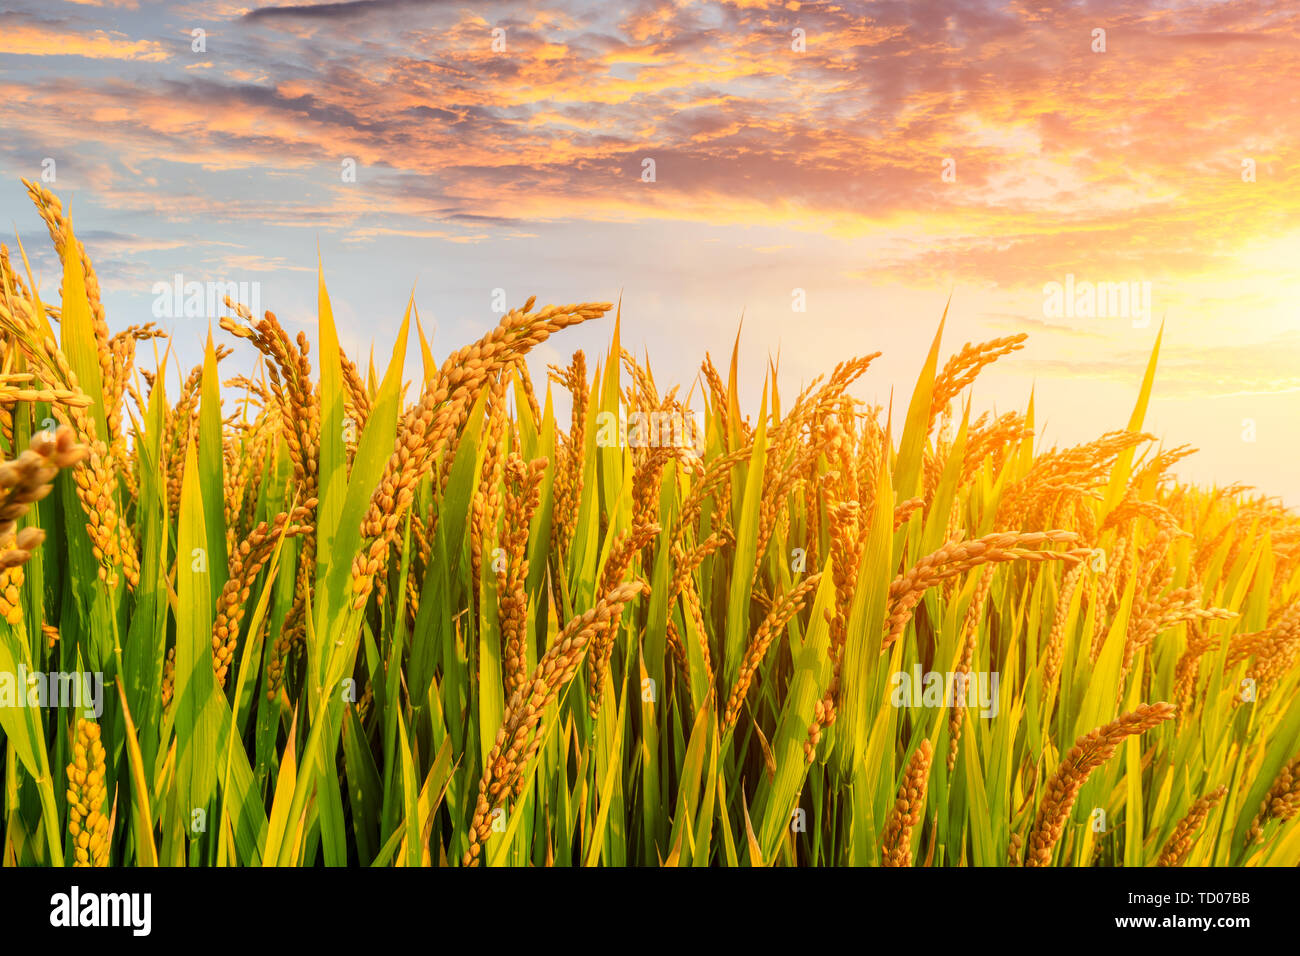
[0,21,167,61]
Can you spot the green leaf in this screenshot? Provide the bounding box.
[755,571,835,859]
[174,440,223,824]
[1103,320,1162,514]
[835,451,895,779]
[396,711,421,868]
[55,219,107,437]
[894,308,945,501]
[723,380,767,688]
[315,262,347,582]
[199,329,228,606]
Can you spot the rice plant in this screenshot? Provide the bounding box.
[0,182,1297,867]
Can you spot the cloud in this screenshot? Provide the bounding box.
[342,225,489,243]
[6,0,1296,284]
[64,0,142,8]
[4,1,1300,430]
[205,254,313,272]
[1015,332,1300,399]
[0,14,168,60]
[977,313,1106,340]
[242,0,453,23]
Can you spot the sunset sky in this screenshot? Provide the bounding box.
[1,0,1297,502]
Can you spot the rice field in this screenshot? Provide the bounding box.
[0,182,1297,867]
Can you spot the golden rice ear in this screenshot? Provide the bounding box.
[882,739,934,867]
[462,580,646,867]
[1245,758,1300,847]
[66,718,110,867]
[0,424,89,563]
[1025,703,1176,867]
[1159,786,1227,867]
[930,335,1028,432]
